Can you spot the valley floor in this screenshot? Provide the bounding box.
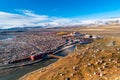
[19,26,120,80]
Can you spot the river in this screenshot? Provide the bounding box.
[0,45,75,80]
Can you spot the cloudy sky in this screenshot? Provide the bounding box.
[0,0,120,29]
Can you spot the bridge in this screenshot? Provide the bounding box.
[48,44,75,59]
[48,54,62,59]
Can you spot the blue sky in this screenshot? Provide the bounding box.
[0,0,120,28]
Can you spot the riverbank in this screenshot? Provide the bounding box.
[19,51,75,80]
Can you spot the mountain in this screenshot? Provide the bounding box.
[1,17,120,30]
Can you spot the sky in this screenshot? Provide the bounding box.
[0,0,120,29]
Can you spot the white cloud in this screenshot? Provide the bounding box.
[0,10,52,29]
[1,10,120,29]
[1,10,94,29]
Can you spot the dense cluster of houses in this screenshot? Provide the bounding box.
[0,31,102,65]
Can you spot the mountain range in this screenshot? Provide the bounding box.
[0,17,120,30]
